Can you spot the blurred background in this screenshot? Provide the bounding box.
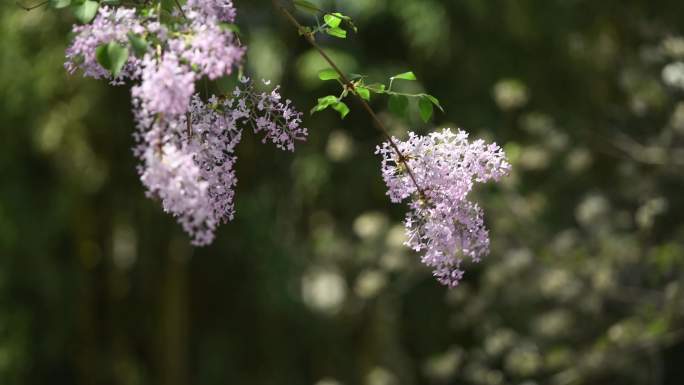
[2,0,684,384]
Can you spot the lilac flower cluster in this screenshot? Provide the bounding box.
[132,80,307,245]
[131,53,196,116]
[65,7,144,83]
[65,3,307,245]
[235,80,309,151]
[133,94,242,246]
[376,129,510,287]
[175,24,244,80]
[66,3,244,117]
[186,0,237,22]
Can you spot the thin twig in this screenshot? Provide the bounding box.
[173,0,187,20]
[274,1,427,198]
[186,112,193,139]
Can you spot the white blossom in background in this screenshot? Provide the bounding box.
[301,269,347,314]
[662,61,684,90]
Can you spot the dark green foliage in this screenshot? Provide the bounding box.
[1,0,684,385]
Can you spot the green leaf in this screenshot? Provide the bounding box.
[108,44,129,77]
[318,68,340,81]
[311,95,339,115]
[49,0,71,9]
[127,33,149,58]
[318,95,338,105]
[366,83,386,93]
[419,96,434,123]
[332,101,350,119]
[391,71,417,81]
[219,23,241,34]
[423,94,444,112]
[388,95,409,118]
[324,13,342,28]
[355,86,371,101]
[160,0,176,12]
[325,27,347,39]
[72,0,99,24]
[293,0,320,14]
[95,42,130,77]
[95,45,110,72]
[324,12,357,32]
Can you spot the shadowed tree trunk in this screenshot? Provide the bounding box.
[159,238,191,385]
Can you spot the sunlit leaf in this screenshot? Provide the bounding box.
[332,101,350,118]
[324,13,342,28]
[318,69,340,81]
[356,87,371,101]
[326,27,347,39]
[391,71,417,81]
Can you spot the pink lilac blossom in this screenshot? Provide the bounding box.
[133,95,242,246]
[132,81,307,245]
[376,128,510,287]
[189,95,244,224]
[65,6,144,83]
[235,79,309,151]
[171,23,245,80]
[186,0,237,22]
[131,53,196,116]
[65,3,307,246]
[66,5,243,116]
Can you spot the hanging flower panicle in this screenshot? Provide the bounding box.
[66,2,307,245]
[377,128,510,287]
